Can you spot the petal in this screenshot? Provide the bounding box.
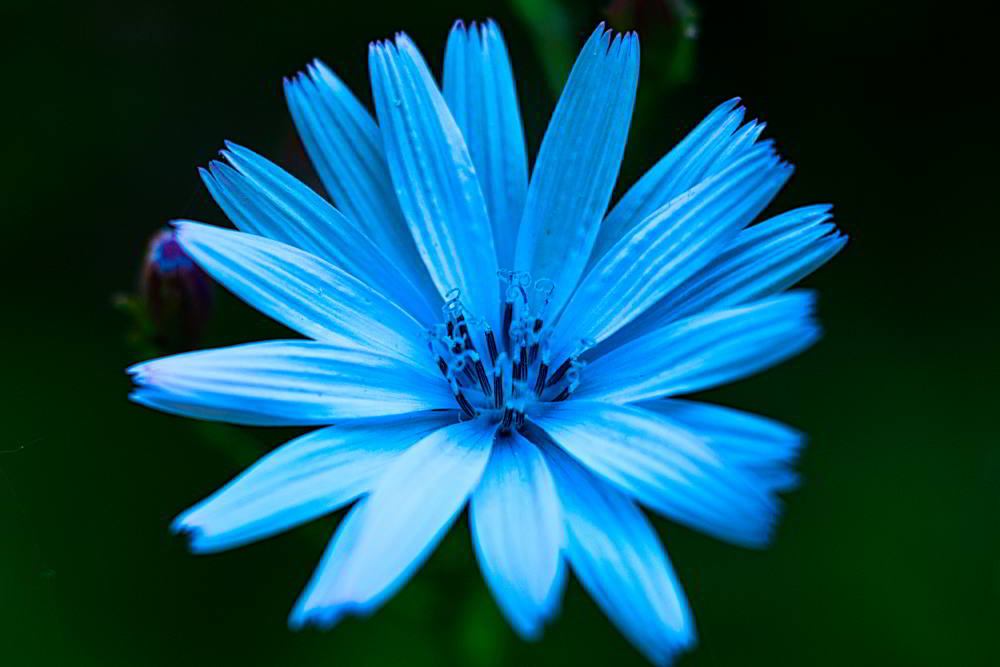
[284,61,434,295]
[172,221,433,369]
[530,400,778,547]
[369,34,500,329]
[551,145,791,361]
[290,419,495,627]
[470,431,565,639]
[637,399,804,493]
[443,20,529,269]
[200,143,438,324]
[541,444,695,665]
[514,26,640,318]
[606,204,846,348]
[577,292,820,404]
[172,411,456,552]
[589,97,754,264]
[128,340,453,425]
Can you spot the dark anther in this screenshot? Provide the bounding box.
[514,411,526,431]
[463,365,478,385]
[502,301,513,351]
[533,362,549,397]
[528,321,542,364]
[485,329,499,365]
[474,358,492,396]
[546,358,573,387]
[436,356,449,377]
[552,387,571,402]
[512,347,525,382]
[519,345,528,378]
[456,314,471,339]
[493,369,504,409]
[499,407,514,432]
[455,391,477,419]
[446,320,455,338]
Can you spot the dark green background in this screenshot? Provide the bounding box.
[3,0,996,664]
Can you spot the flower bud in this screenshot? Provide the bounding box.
[141,228,212,349]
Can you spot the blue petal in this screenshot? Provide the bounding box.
[470,431,565,639]
[604,205,846,348]
[514,25,640,318]
[128,340,453,425]
[577,292,820,404]
[637,399,804,493]
[172,221,433,369]
[172,412,456,552]
[369,34,500,329]
[444,20,528,269]
[284,61,435,295]
[589,97,756,264]
[541,444,695,665]
[200,143,438,324]
[531,401,779,548]
[551,144,791,361]
[290,419,495,628]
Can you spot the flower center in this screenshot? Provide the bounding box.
[427,272,587,433]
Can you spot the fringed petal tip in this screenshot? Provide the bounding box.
[448,17,502,38]
[167,219,224,257]
[125,359,151,381]
[126,387,152,408]
[169,517,243,556]
[166,218,207,238]
[589,21,640,47]
[288,601,357,632]
[282,58,337,89]
[366,30,415,55]
[167,516,215,554]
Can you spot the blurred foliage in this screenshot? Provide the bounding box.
[1,0,998,665]
[511,0,699,96]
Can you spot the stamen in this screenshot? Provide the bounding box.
[473,354,492,397]
[499,407,514,432]
[450,354,476,388]
[455,390,477,418]
[533,361,549,397]
[430,275,582,427]
[501,299,513,352]
[485,327,499,365]
[512,342,525,382]
[492,352,507,409]
[456,313,471,344]
[546,358,573,387]
[525,318,541,364]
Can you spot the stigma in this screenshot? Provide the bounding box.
[427,272,587,433]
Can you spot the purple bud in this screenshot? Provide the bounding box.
[141,228,213,349]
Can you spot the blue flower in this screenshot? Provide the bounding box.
[128,20,845,665]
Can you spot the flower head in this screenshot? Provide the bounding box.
[128,20,845,665]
